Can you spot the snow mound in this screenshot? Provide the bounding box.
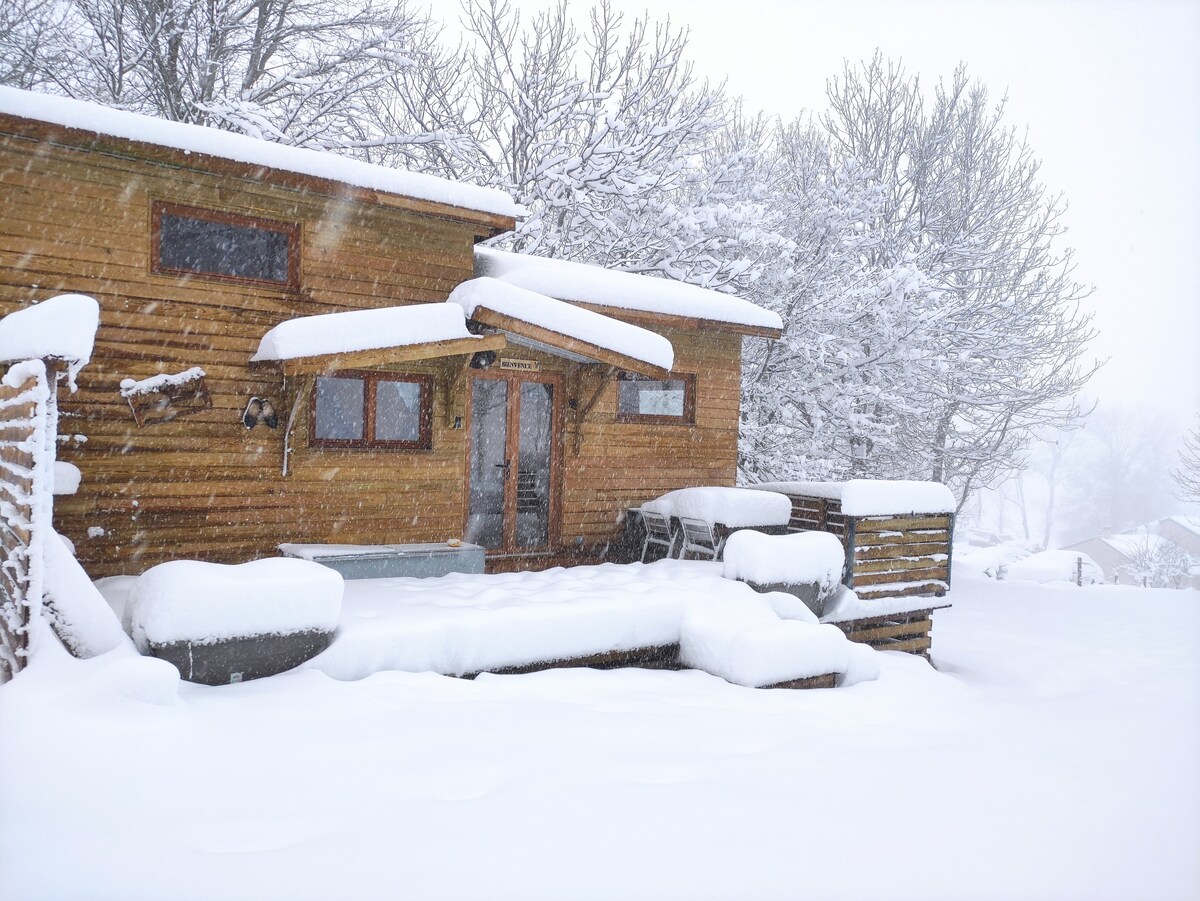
[752,479,956,516]
[1007,550,1104,585]
[642,487,792,528]
[42,532,132,658]
[128,559,344,651]
[679,597,854,687]
[52,461,81,496]
[251,303,476,362]
[0,294,99,386]
[723,530,845,588]
[448,277,674,372]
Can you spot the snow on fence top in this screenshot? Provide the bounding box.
[0,294,99,384]
[448,278,674,372]
[752,479,957,517]
[0,86,520,219]
[642,487,792,528]
[475,246,784,332]
[251,303,478,362]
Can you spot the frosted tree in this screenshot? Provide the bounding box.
[0,0,441,151]
[1173,418,1200,503]
[1114,538,1194,589]
[813,55,1099,503]
[435,0,730,277]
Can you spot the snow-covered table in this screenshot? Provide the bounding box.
[637,487,793,559]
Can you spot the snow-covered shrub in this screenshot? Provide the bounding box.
[1114,539,1195,589]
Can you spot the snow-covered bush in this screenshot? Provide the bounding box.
[1114,538,1195,589]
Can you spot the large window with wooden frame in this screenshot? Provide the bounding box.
[615,372,695,424]
[310,372,432,450]
[152,201,300,288]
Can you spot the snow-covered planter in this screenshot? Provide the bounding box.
[722,530,847,617]
[128,559,344,685]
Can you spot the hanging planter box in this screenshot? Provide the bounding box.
[120,367,211,427]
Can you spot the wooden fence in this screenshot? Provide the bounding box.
[0,362,51,680]
[781,494,952,601]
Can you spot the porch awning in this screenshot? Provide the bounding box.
[250,303,506,376]
[447,277,674,379]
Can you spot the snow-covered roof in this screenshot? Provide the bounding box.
[475,246,783,333]
[251,303,480,363]
[0,294,99,366]
[1163,515,1200,537]
[0,86,519,220]
[751,479,957,517]
[448,278,674,374]
[1102,533,1171,557]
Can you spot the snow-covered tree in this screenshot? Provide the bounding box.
[1173,417,1200,503]
[1,0,438,150]
[435,0,731,278]
[1114,537,1195,590]
[805,55,1098,502]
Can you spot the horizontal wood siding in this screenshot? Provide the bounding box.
[561,327,742,552]
[0,130,489,577]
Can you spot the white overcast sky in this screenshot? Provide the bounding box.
[454,0,1200,417]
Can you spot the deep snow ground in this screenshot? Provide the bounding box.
[2,572,1198,901]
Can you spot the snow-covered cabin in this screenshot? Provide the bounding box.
[0,87,781,577]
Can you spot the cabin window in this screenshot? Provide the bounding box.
[310,372,432,449]
[152,201,299,287]
[615,373,695,424]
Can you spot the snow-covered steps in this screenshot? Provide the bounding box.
[305,560,879,690]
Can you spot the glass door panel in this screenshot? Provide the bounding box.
[515,382,553,548]
[465,377,508,549]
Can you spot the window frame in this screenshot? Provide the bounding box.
[151,200,301,289]
[309,370,433,451]
[614,372,696,425]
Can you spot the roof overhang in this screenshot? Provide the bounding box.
[573,302,783,339]
[260,334,507,377]
[448,278,675,380]
[249,303,508,376]
[467,306,670,380]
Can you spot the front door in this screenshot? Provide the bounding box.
[465,371,561,553]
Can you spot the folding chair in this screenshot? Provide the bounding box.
[639,510,676,561]
[678,517,720,560]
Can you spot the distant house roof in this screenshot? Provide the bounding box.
[0,86,520,220]
[1164,515,1200,537]
[475,246,783,337]
[1101,533,1172,557]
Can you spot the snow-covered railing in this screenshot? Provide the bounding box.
[0,361,53,679]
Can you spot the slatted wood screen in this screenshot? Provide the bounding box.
[780,494,952,601]
[0,363,50,680]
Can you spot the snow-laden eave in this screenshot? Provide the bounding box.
[250,302,504,375]
[0,87,521,226]
[448,278,674,378]
[475,246,783,337]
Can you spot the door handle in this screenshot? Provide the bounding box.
[493,460,511,481]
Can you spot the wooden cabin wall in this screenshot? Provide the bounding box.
[0,131,485,576]
[562,327,742,552]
